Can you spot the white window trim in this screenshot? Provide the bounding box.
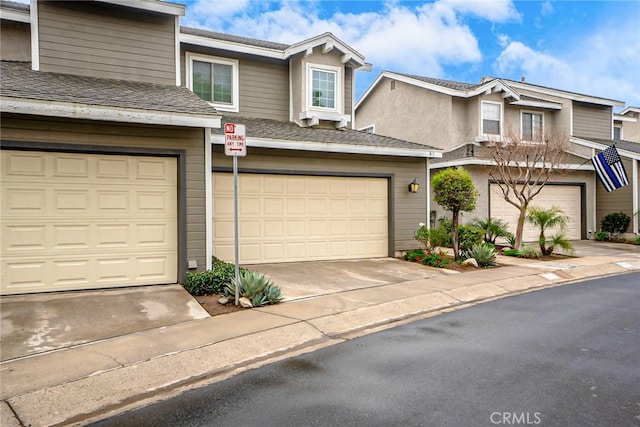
[185,52,239,113]
[520,110,545,142]
[481,100,503,137]
[613,124,623,140]
[306,63,342,114]
[358,125,375,134]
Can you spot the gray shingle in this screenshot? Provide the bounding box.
[214,116,439,152]
[587,138,640,155]
[1,61,218,116]
[181,26,290,51]
[391,72,481,91]
[0,0,29,13]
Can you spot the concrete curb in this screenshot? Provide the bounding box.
[1,256,639,426]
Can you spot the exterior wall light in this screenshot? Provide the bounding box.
[408,179,419,193]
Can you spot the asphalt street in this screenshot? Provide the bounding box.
[94,273,640,427]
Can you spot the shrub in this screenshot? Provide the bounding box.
[635,235,640,245]
[470,217,511,245]
[183,257,245,296]
[224,270,283,306]
[458,225,484,253]
[503,249,519,257]
[421,250,449,268]
[548,234,574,255]
[518,245,541,258]
[463,243,497,267]
[413,224,448,250]
[594,230,609,241]
[404,248,426,262]
[526,206,571,256]
[601,212,630,238]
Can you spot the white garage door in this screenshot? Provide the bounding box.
[490,184,581,242]
[213,173,388,263]
[1,150,178,295]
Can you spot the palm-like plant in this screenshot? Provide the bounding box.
[526,206,572,256]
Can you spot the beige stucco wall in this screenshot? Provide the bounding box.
[355,78,453,149]
[0,20,31,61]
[620,111,640,142]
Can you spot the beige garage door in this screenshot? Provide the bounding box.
[1,150,178,295]
[490,184,581,242]
[213,173,388,263]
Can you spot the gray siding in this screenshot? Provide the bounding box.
[0,20,31,61]
[345,67,353,117]
[0,114,206,277]
[596,158,634,229]
[38,2,176,85]
[180,47,290,121]
[573,101,612,139]
[212,147,429,252]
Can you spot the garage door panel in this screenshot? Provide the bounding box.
[490,184,581,242]
[213,173,388,263]
[1,151,178,294]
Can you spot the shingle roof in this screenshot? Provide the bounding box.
[0,61,218,116]
[391,72,481,91]
[181,26,290,51]
[213,116,440,152]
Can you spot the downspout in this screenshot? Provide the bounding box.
[426,157,431,229]
[591,147,597,238]
[634,159,639,234]
[205,128,213,270]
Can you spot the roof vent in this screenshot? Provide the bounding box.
[521,76,526,83]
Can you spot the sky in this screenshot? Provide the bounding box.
[179,0,640,110]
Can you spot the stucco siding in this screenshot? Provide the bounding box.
[0,114,206,276]
[356,78,452,149]
[0,20,31,61]
[573,102,612,139]
[212,147,429,252]
[37,2,176,85]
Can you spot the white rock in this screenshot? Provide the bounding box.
[218,297,229,305]
[239,297,253,308]
[462,258,479,268]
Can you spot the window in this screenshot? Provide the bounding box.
[614,125,622,140]
[482,101,501,135]
[186,53,238,112]
[521,111,543,141]
[359,125,375,134]
[307,64,341,113]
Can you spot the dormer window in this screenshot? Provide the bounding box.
[307,64,341,113]
[186,52,239,112]
[521,111,543,141]
[482,101,502,135]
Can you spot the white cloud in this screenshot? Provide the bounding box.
[441,0,522,22]
[494,19,640,106]
[541,1,554,16]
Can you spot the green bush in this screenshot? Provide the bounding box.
[503,249,519,257]
[458,225,484,253]
[224,270,283,306]
[404,248,426,262]
[183,257,245,296]
[421,250,449,268]
[635,235,640,245]
[594,230,609,241]
[506,232,516,248]
[601,212,630,237]
[518,245,541,259]
[463,243,498,267]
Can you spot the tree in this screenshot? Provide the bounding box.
[526,206,573,256]
[481,127,571,249]
[432,168,478,259]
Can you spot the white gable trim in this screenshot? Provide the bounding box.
[1,5,30,23]
[286,33,366,68]
[180,33,285,60]
[506,80,624,108]
[96,0,185,16]
[571,137,640,161]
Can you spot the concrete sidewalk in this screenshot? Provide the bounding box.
[2,251,640,426]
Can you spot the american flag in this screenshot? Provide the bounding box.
[591,145,629,192]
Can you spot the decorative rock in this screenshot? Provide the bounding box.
[218,297,229,305]
[239,297,253,308]
[462,258,479,268]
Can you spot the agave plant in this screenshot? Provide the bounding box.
[462,243,497,267]
[224,270,283,306]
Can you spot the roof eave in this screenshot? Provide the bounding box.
[1,97,221,128]
[180,33,286,60]
[211,134,442,158]
[95,0,185,16]
[285,33,366,68]
[0,6,30,23]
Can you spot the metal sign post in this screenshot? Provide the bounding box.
[224,123,246,306]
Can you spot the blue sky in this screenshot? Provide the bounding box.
[181,0,640,109]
